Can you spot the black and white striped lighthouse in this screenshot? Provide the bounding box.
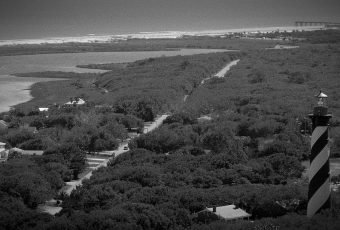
[307,91,332,217]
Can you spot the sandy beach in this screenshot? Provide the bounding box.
[0,26,324,46]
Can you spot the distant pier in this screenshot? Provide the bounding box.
[295,21,340,28]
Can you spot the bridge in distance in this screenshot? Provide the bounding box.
[295,21,340,28]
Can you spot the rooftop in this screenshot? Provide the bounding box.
[38,108,49,112]
[206,205,251,220]
[65,98,86,105]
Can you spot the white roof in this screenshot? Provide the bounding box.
[77,98,85,104]
[316,91,328,98]
[197,115,212,121]
[206,205,251,220]
[38,108,49,112]
[0,142,6,146]
[65,98,86,105]
[10,147,23,152]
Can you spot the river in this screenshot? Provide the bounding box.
[0,49,229,113]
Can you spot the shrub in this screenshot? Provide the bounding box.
[248,70,266,83]
[287,71,310,84]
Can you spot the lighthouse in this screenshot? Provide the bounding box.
[307,91,332,217]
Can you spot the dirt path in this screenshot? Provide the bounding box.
[196,59,240,120]
[213,59,240,78]
[200,59,240,85]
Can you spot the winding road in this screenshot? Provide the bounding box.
[38,59,241,215]
[38,114,169,215]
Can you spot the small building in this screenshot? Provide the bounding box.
[38,107,49,112]
[64,97,86,106]
[197,205,251,222]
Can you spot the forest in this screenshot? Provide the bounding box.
[0,30,340,229]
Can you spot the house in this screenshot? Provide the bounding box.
[64,97,86,106]
[38,107,49,112]
[196,205,251,222]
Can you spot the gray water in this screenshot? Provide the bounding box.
[0,49,228,75]
[0,49,229,113]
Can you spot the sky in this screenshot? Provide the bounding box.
[0,0,340,40]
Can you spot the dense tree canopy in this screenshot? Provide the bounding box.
[1,30,340,229]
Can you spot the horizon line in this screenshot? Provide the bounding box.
[0,25,326,46]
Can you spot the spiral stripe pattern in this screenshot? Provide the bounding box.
[307,126,330,217]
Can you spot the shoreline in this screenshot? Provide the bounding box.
[0,25,324,46]
[0,48,231,114]
[0,75,66,114]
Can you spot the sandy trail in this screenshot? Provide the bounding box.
[200,59,240,85]
[214,59,240,78]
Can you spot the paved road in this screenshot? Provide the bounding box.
[59,61,240,200]
[39,114,169,215]
[39,61,239,214]
[63,114,169,195]
[59,60,238,197]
